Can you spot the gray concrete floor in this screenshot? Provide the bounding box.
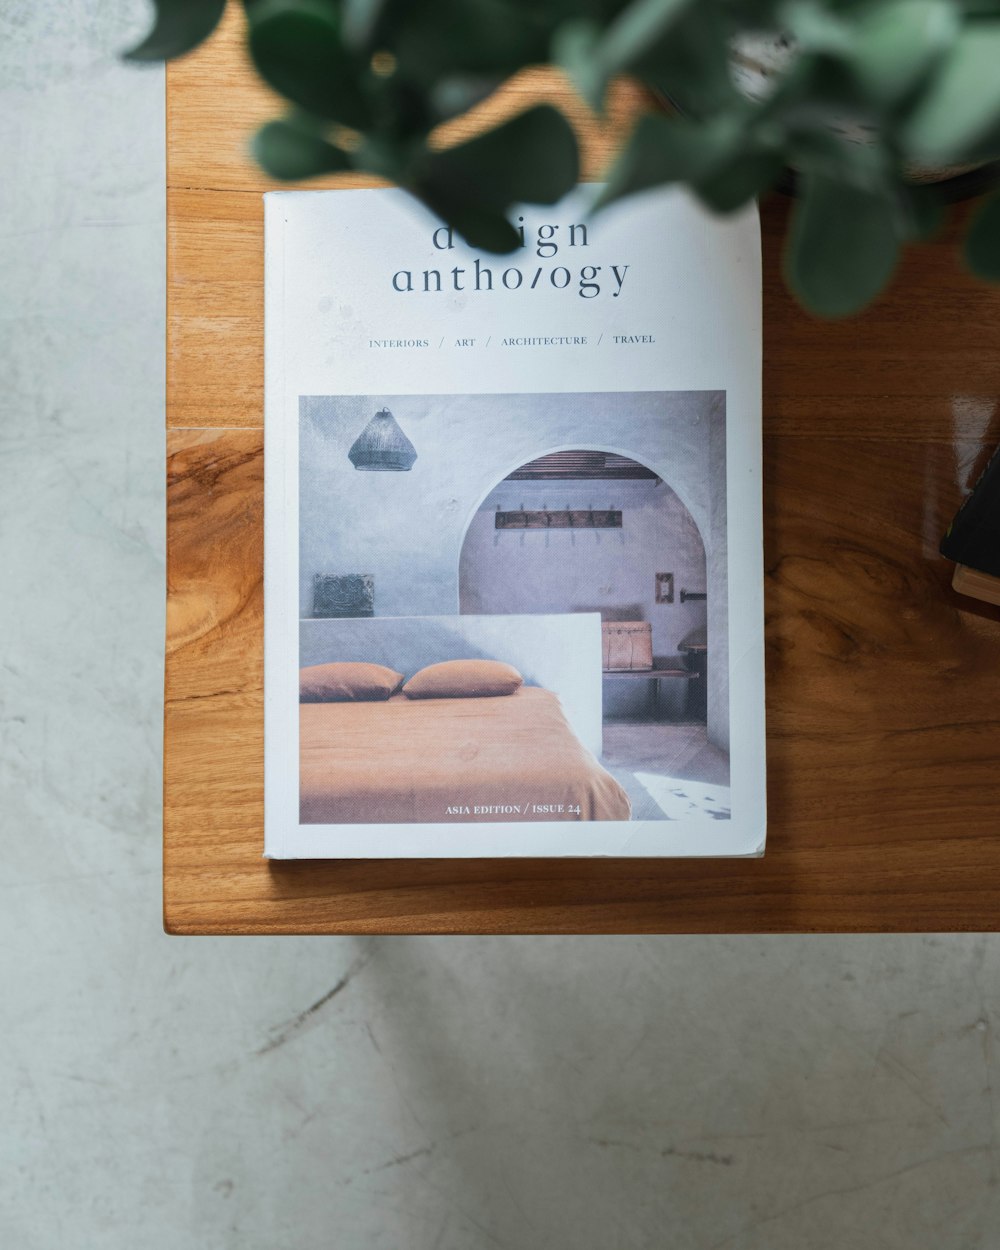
[603,722,731,819]
[603,722,730,786]
[3,4,1000,1247]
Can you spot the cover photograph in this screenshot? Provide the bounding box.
[264,185,764,857]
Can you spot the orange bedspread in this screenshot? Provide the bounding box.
[299,687,631,824]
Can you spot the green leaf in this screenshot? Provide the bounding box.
[420,201,522,252]
[694,149,784,213]
[420,104,578,209]
[414,104,579,249]
[430,75,505,122]
[554,0,694,112]
[901,23,1000,162]
[785,172,902,316]
[753,50,865,132]
[247,0,372,128]
[552,19,605,112]
[630,5,736,116]
[781,0,852,56]
[846,0,958,104]
[388,0,552,85]
[964,189,1000,279]
[252,117,351,179]
[599,112,779,214]
[124,0,227,60]
[895,182,946,240]
[341,0,390,51]
[597,113,737,208]
[599,0,695,79]
[354,134,409,181]
[785,126,892,193]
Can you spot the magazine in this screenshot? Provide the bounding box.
[264,185,764,857]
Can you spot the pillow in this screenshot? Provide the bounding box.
[299,661,403,703]
[402,659,524,699]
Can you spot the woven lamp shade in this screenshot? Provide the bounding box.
[347,408,417,471]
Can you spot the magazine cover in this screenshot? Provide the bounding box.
[264,185,764,857]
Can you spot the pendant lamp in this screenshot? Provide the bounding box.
[347,407,417,471]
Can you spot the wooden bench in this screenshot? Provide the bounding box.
[602,667,698,717]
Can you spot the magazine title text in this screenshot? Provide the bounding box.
[391,217,629,299]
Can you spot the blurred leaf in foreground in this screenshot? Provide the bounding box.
[125,0,228,60]
[785,172,902,316]
[414,104,579,249]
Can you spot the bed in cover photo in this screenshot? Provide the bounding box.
[299,687,631,824]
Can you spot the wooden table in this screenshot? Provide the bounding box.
[165,8,1000,934]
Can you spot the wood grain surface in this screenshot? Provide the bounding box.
[164,6,1000,934]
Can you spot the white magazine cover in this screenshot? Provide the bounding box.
[263,185,764,857]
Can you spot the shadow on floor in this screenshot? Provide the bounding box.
[601,722,731,821]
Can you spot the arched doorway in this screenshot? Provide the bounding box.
[460,450,705,705]
[459,448,706,711]
[457,449,727,818]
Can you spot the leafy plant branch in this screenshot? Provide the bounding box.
[128,0,1000,315]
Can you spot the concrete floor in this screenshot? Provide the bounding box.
[603,723,731,819]
[3,4,1000,1247]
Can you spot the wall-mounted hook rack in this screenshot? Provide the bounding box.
[495,509,622,530]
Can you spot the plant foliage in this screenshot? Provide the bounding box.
[128,0,1000,315]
